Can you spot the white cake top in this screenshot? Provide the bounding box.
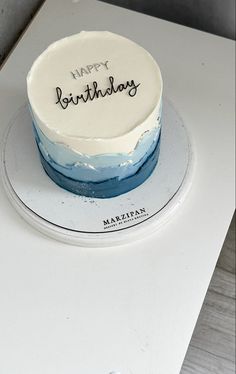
[27,31,163,155]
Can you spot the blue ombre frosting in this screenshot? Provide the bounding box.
[38,135,161,198]
[32,118,161,198]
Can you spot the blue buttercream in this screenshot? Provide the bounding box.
[31,110,162,197]
[38,135,161,198]
[32,119,161,182]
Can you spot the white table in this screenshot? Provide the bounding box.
[0,1,235,373]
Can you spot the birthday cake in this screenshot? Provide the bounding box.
[27,31,163,198]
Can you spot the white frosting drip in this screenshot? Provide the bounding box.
[27,31,163,155]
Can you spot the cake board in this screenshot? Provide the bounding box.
[1,99,194,247]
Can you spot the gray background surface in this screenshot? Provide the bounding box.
[0,0,43,64]
[0,0,235,65]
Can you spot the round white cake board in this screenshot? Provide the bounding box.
[1,100,194,247]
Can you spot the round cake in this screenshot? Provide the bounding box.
[27,31,163,198]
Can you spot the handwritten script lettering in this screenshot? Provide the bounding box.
[55,76,140,110]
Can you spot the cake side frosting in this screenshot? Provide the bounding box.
[32,115,161,182]
[38,135,161,198]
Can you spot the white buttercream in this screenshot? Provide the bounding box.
[27,31,163,155]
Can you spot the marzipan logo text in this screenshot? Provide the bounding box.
[103,207,149,230]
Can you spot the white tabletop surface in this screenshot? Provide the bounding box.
[0,1,235,373]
